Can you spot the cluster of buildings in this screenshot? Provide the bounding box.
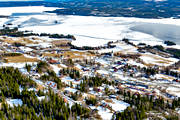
[0,35,179,119]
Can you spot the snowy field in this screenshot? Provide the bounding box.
[166,87,180,97]
[90,99,130,120]
[0,6,180,47]
[140,52,179,66]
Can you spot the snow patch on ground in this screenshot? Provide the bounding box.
[127,59,146,68]
[154,74,175,81]
[106,99,130,112]
[166,87,180,97]
[50,64,61,75]
[0,62,35,68]
[90,106,113,120]
[90,99,129,120]
[64,87,77,93]
[6,99,23,107]
[37,96,46,101]
[97,69,109,75]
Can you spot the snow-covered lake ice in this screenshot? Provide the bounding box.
[0,6,180,47]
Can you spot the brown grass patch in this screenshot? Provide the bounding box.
[58,46,71,50]
[43,51,95,60]
[85,94,96,99]
[105,99,113,103]
[1,37,38,44]
[43,53,59,57]
[57,64,64,69]
[52,40,70,45]
[61,51,94,59]
[94,114,102,120]
[157,61,170,64]
[73,66,83,71]
[4,55,38,63]
[142,63,155,67]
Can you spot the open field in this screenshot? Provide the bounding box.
[0,36,38,44]
[140,53,178,66]
[43,51,95,60]
[52,40,71,45]
[166,87,180,97]
[155,74,176,81]
[4,55,38,63]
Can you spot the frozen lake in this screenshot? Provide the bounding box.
[131,23,180,45]
[0,6,180,47]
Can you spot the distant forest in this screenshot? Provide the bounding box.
[0,0,180,18]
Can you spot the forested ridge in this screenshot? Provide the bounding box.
[0,67,90,119]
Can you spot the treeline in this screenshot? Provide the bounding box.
[0,27,76,40]
[40,33,76,40]
[164,41,176,46]
[1,53,22,57]
[146,45,180,59]
[154,45,180,59]
[137,42,180,59]
[141,67,159,76]
[0,27,38,37]
[69,42,116,50]
[114,53,140,59]
[13,42,25,47]
[122,38,136,47]
[114,90,180,120]
[166,48,180,59]
[161,67,180,78]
